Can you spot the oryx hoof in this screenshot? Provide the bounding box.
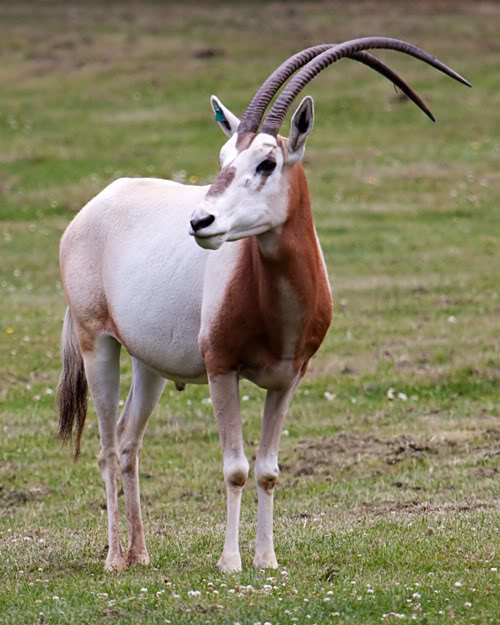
[127,549,150,566]
[253,551,278,570]
[216,552,242,573]
[105,555,128,572]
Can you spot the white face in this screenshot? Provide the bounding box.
[189,133,289,250]
[189,94,314,250]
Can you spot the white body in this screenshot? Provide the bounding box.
[63,176,307,390]
[67,177,210,383]
[58,97,332,573]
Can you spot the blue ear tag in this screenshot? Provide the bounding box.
[215,106,226,123]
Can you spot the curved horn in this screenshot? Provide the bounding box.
[239,44,438,133]
[239,45,331,133]
[260,37,471,136]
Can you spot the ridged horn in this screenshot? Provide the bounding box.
[238,43,439,133]
[260,37,471,136]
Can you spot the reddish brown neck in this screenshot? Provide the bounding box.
[252,162,319,279]
[203,162,332,377]
[244,163,331,360]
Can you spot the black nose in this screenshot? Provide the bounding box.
[190,214,215,233]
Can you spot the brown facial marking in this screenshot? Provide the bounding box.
[206,165,236,198]
[235,131,257,151]
[256,150,277,192]
[203,161,332,382]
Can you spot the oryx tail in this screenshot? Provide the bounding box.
[56,308,88,460]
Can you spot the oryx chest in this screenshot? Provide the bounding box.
[201,249,305,390]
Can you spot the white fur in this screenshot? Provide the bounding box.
[60,96,321,574]
[189,134,289,249]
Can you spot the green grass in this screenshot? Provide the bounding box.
[1,1,499,624]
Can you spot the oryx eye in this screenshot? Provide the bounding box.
[256,159,276,175]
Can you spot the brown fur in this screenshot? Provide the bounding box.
[235,131,257,151]
[203,160,332,379]
[56,308,88,460]
[255,150,277,191]
[206,165,236,198]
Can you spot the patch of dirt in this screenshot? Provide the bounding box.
[392,481,424,491]
[288,433,437,478]
[474,467,499,479]
[0,485,51,508]
[100,608,125,619]
[355,500,494,517]
[0,171,18,193]
[193,47,225,59]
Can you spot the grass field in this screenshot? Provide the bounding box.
[0,2,499,624]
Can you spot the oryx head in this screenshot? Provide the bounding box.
[189,37,470,250]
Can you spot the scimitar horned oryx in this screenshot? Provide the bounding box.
[57,37,470,572]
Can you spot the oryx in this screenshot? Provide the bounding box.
[57,37,469,572]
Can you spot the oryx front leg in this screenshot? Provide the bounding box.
[253,384,297,570]
[117,358,166,566]
[209,372,249,573]
[83,335,126,572]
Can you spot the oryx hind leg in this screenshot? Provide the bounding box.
[117,357,166,566]
[82,333,125,572]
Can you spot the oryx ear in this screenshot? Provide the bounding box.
[210,95,240,138]
[288,96,315,163]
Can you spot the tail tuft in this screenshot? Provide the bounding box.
[56,309,88,460]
